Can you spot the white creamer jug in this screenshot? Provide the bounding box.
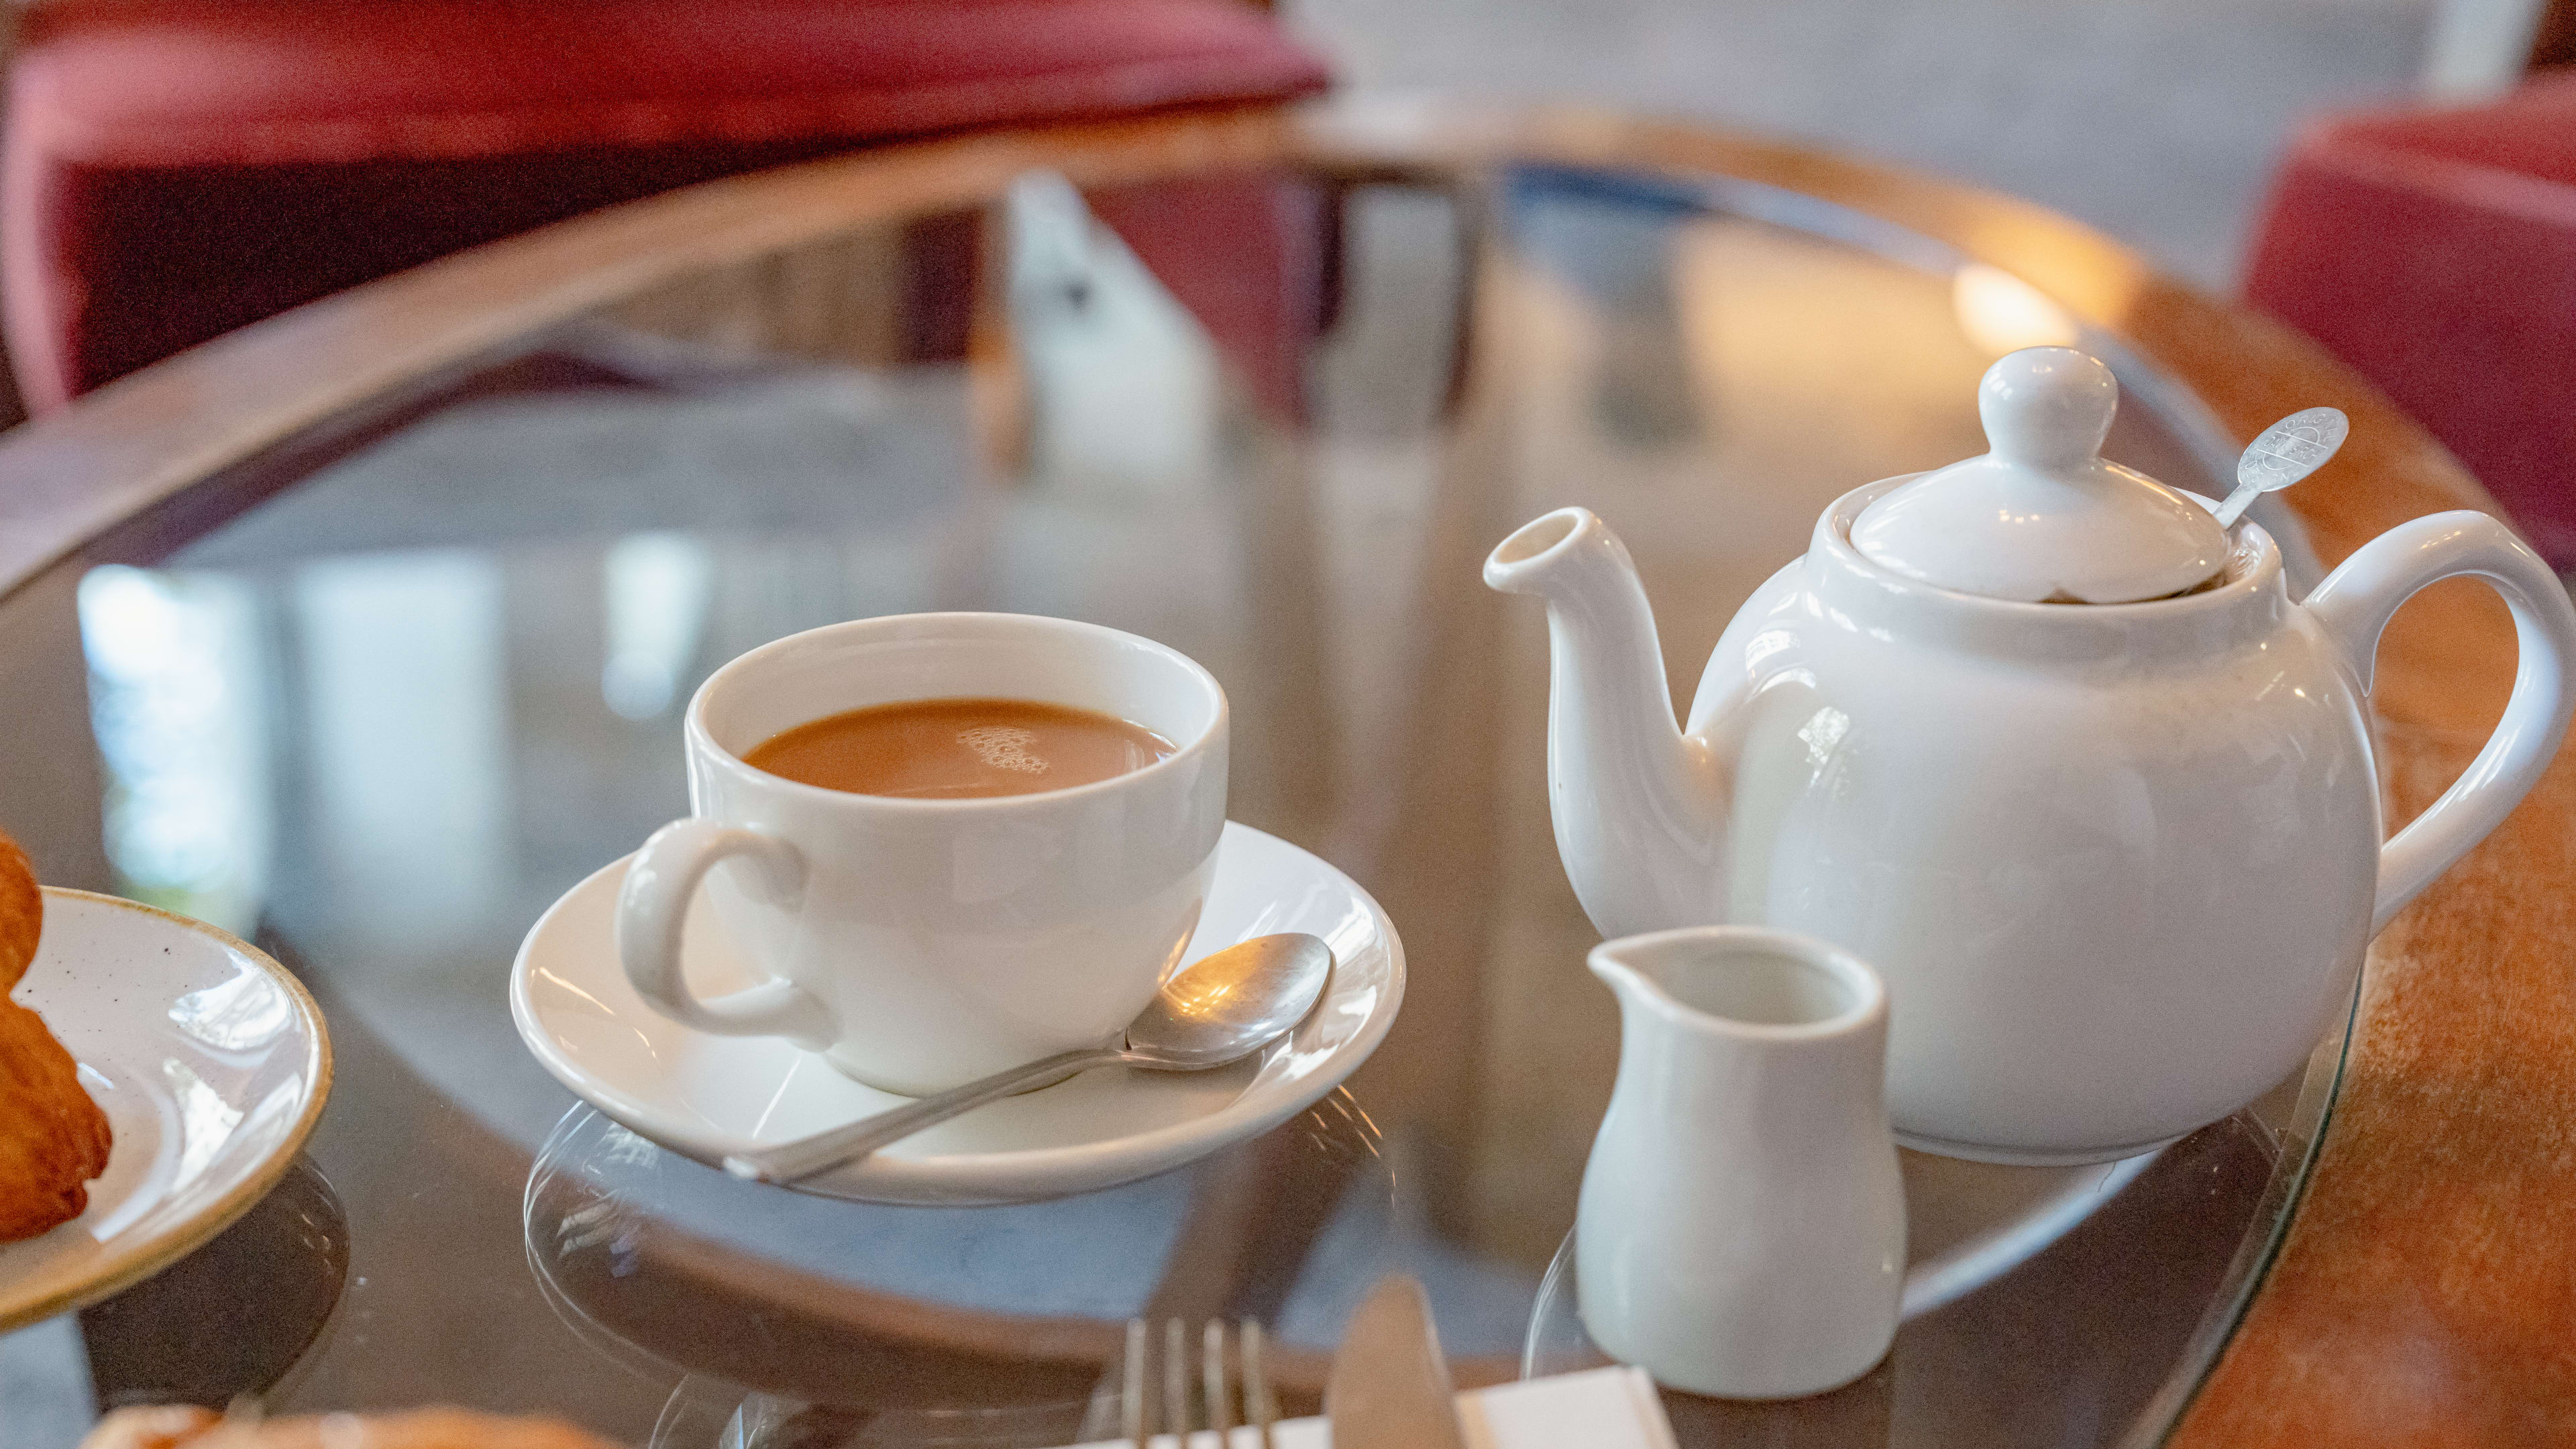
[1577,926,1904,1399]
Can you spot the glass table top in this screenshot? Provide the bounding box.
[0,136,2345,1448]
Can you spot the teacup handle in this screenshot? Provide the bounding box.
[2304,511,2576,932]
[617,818,837,1047]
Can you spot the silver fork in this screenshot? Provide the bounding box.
[1081,1316,1278,1448]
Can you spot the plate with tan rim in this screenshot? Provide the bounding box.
[0,889,332,1332]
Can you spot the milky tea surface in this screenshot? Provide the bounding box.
[743,697,1177,799]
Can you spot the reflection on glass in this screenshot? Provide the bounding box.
[1950,264,2081,357]
[601,531,716,720]
[523,1091,1535,1442]
[292,549,510,949]
[76,566,274,934]
[75,1155,349,1411]
[1008,172,1221,496]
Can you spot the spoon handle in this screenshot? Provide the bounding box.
[2210,481,2266,530]
[723,1045,1124,1184]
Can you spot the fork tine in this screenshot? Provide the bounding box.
[1241,1318,1276,1449]
[1203,1319,1231,1437]
[1122,1318,1148,1447]
[1110,1316,1281,1447]
[1163,1318,1191,1440]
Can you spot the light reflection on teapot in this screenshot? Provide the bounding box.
[1487,347,2576,1165]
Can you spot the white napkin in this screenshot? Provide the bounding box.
[1061,1365,1678,1449]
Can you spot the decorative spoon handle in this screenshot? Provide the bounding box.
[2214,406,2349,528]
[723,1044,1123,1184]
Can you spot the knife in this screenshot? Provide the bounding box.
[1326,1274,1469,1449]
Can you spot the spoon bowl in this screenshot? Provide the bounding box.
[2214,406,2348,527]
[1123,932,1334,1068]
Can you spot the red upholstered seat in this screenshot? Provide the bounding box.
[2,0,1330,409]
[2244,75,2576,564]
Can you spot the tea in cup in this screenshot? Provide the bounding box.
[742,696,1179,800]
[616,613,1228,1097]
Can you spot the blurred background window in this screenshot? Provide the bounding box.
[0,1,2566,547]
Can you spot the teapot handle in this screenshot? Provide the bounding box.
[2303,511,2576,932]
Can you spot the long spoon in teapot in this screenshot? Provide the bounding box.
[721,932,1334,1185]
[2212,406,2349,529]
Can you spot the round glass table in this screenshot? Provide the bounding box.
[0,101,2552,1449]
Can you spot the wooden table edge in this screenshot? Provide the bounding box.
[1,97,2559,1444]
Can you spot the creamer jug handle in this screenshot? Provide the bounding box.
[2303,512,2576,932]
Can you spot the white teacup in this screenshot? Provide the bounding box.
[615,613,1229,1097]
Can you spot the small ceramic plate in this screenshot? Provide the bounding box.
[0,890,333,1333]
[510,821,1405,1205]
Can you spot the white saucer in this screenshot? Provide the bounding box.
[510,821,1405,1206]
[0,890,333,1332]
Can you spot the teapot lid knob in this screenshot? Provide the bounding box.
[1848,346,2230,604]
[1982,348,2116,470]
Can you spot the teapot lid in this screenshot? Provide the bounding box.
[1849,347,2229,604]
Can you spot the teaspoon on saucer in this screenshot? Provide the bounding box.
[722,932,1333,1185]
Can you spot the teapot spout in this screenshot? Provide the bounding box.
[1486,509,1724,938]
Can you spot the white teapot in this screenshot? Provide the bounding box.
[1486,347,2576,1165]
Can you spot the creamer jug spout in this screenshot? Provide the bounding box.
[1484,508,1726,938]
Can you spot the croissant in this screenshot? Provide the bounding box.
[0,828,113,1240]
[82,1407,626,1449]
